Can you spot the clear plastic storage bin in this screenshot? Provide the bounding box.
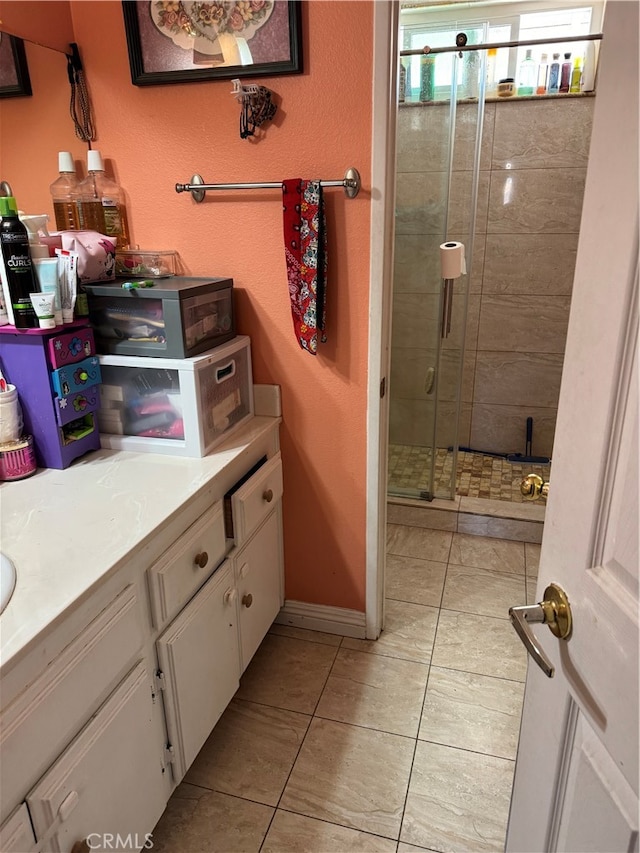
[97,336,253,457]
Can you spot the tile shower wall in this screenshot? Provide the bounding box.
[392,97,593,459]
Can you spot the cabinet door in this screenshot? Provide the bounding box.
[156,561,239,782]
[236,510,284,672]
[27,662,169,853]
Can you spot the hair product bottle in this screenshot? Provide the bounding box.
[78,151,130,249]
[569,56,583,93]
[420,54,436,102]
[536,53,549,95]
[547,53,561,93]
[517,49,536,96]
[486,47,498,96]
[50,152,80,231]
[559,52,572,93]
[0,196,39,328]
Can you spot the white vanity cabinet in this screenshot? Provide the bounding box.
[0,416,284,853]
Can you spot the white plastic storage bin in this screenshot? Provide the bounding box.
[97,336,253,457]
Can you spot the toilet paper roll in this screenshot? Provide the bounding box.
[440,241,467,279]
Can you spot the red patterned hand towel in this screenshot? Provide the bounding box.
[282,179,327,355]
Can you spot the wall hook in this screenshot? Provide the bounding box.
[230,78,277,140]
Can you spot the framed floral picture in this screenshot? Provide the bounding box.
[0,34,32,99]
[122,0,302,86]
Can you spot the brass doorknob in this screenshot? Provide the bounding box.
[509,583,572,678]
[521,474,549,501]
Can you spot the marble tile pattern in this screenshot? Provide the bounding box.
[150,528,530,853]
[391,97,594,467]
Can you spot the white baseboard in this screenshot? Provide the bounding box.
[275,600,366,639]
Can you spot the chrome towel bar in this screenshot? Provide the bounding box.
[175,167,361,203]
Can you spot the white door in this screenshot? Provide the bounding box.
[506,3,639,851]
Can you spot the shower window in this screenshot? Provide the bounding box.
[400,1,603,85]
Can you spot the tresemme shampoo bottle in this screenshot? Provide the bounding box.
[0,196,38,328]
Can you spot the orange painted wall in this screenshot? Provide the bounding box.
[1,1,374,611]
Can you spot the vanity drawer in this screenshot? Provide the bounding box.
[0,586,143,815]
[147,502,227,628]
[230,453,283,544]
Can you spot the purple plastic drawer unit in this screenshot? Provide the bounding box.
[47,327,96,368]
[83,276,235,359]
[0,321,101,469]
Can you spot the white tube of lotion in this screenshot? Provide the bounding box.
[29,291,56,329]
[55,249,79,323]
[33,258,61,325]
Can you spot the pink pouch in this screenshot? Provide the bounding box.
[60,231,117,283]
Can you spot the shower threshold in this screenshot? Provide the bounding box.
[388,445,551,504]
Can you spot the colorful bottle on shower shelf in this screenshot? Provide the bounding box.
[399,60,406,103]
[559,53,572,93]
[419,54,435,102]
[569,56,583,93]
[536,53,549,95]
[547,53,561,93]
[517,49,536,96]
[486,47,498,96]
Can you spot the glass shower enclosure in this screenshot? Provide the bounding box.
[388,26,486,502]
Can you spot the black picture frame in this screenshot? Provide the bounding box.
[122,0,302,87]
[0,35,32,99]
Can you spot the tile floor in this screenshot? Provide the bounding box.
[388,445,552,503]
[151,527,540,853]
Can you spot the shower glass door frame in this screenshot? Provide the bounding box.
[388,22,487,502]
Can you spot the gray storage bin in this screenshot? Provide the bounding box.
[84,276,234,358]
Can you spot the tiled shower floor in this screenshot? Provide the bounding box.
[388,445,552,502]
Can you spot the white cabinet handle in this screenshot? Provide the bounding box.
[223,588,237,606]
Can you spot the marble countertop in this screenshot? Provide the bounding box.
[0,416,279,675]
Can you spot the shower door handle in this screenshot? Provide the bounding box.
[441,278,454,339]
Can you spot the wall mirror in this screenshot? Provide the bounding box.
[0,35,89,217]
